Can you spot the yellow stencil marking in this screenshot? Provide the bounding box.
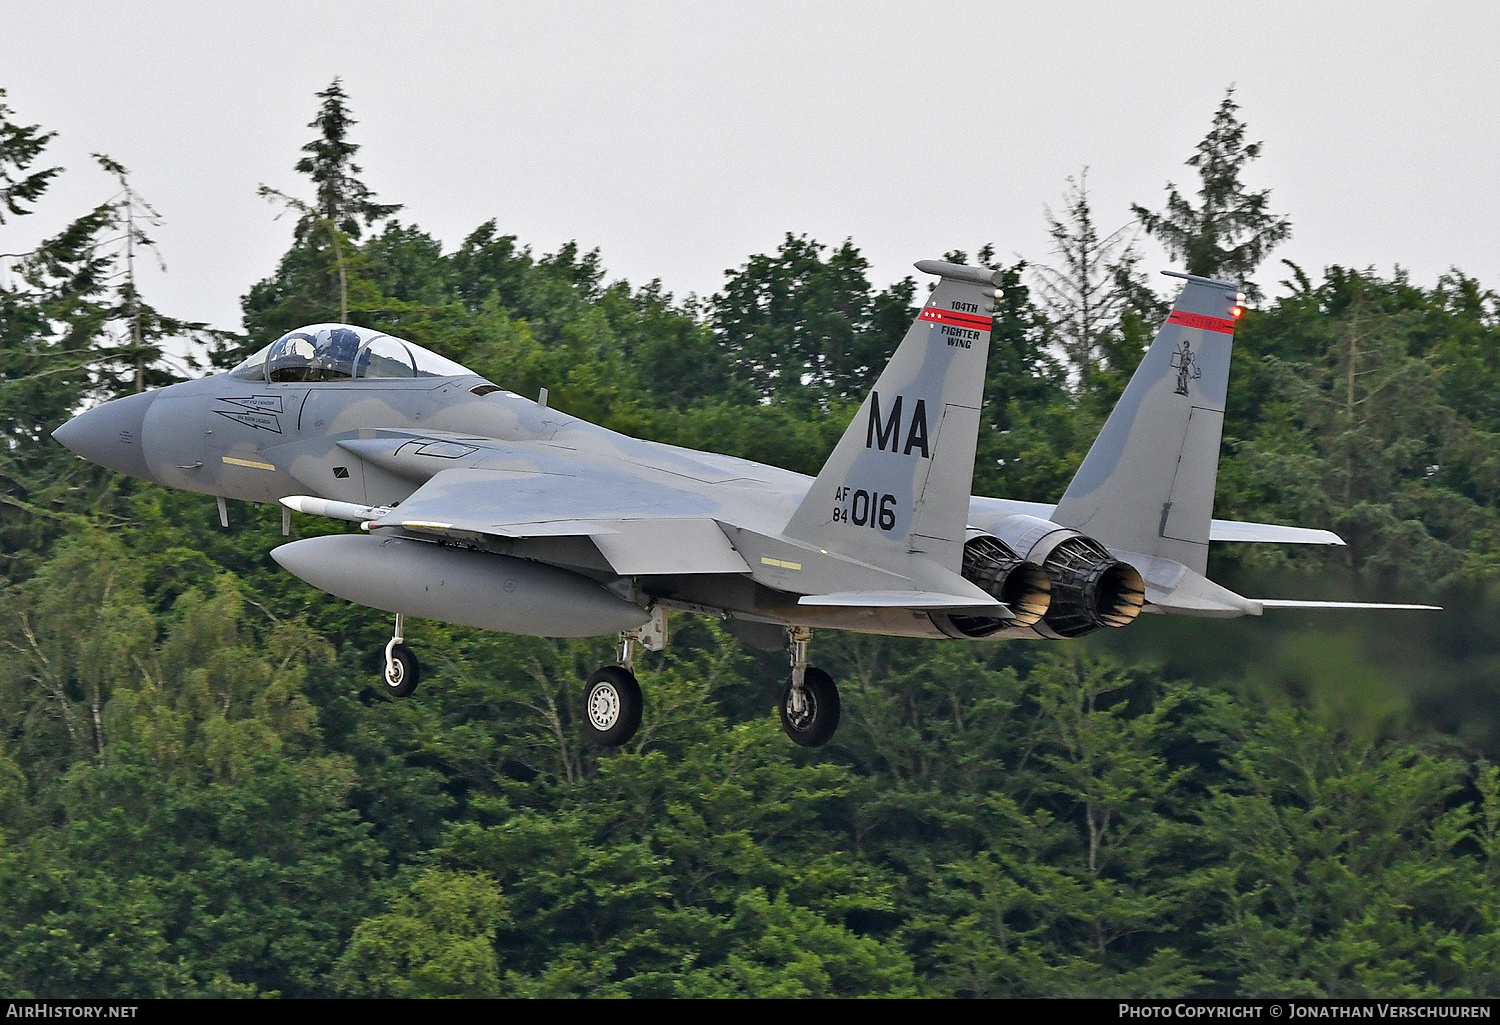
[760,556,802,571]
[221,455,276,471]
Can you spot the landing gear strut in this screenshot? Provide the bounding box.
[779,627,839,747]
[581,609,665,748]
[382,612,420,698]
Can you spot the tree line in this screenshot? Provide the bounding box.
[2,80,1499,996]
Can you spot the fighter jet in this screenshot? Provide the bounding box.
[53,260,1434,749]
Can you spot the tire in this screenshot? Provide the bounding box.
[780,667,839,748]
[382,642,420,698]
[583,666,643,747]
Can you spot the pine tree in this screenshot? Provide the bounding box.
[1033,170,1147,387]
[246,80,402,336]
[293,78,401,241]
[92,155,208,394]
[1132,88,1291,299]
[1,101,125,573]
[1,100,201,579]
[0,89,60,224]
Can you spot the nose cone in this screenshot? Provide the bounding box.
[53,390,158,482]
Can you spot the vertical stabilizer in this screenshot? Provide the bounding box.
[1050,272,1242,574]
[783,260,1002,573]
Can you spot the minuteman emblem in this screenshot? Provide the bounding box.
[1170,338,1200,396]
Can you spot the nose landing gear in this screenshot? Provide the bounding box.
[381,613,420,698]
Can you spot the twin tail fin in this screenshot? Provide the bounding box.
[783,260,1002,574]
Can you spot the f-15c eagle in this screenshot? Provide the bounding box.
[54,260,1434,749]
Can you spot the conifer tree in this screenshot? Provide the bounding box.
[1132,88,1291,298]
[294,78,401,241]
[92,155,206,393]
[0,89,60,224]
[244,79,402,341]
[1033,170,1145,387]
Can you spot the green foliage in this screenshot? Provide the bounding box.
[1034,169,1156,386]
[294,78,401,242]
[1212,264,1500,587]
[6,78,1500,997]
[0,88,59,223]
[333,869,510,997]
[1202,712,1492,996]
[1133,88,1292,298]
[0,100,192,582]
[975,261,1080,501]
[712,234,914,407]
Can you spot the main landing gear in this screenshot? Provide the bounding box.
[583,663,642,748]
[382,612,420,698]
[581,608,666,748]
[780,627,839,748]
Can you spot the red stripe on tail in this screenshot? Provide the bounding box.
[1167,310,1237,334]
[920,307,993,331]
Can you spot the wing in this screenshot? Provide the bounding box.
[364,466,751,575]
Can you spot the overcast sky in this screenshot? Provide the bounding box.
[5,1,1499,335]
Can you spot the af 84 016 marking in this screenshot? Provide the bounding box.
[831,486,898,531]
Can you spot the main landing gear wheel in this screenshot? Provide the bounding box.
[780,667,839,748]
[382,642,420,698]
[584,665,643,748]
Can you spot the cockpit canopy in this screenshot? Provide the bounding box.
[228,324,474,383]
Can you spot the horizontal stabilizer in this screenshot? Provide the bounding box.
[1129,553,1262,619]
[1256,599,1442,611]
[798,590,1009,614]
[1209,522,1344,545]
[967,499,1347,547]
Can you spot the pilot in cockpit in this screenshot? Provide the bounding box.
[322,327,362,377]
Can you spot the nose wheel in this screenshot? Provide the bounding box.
[380,613,420,698]
[779,627,839,747]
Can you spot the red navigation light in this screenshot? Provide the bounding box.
[1230,305,1244,319]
